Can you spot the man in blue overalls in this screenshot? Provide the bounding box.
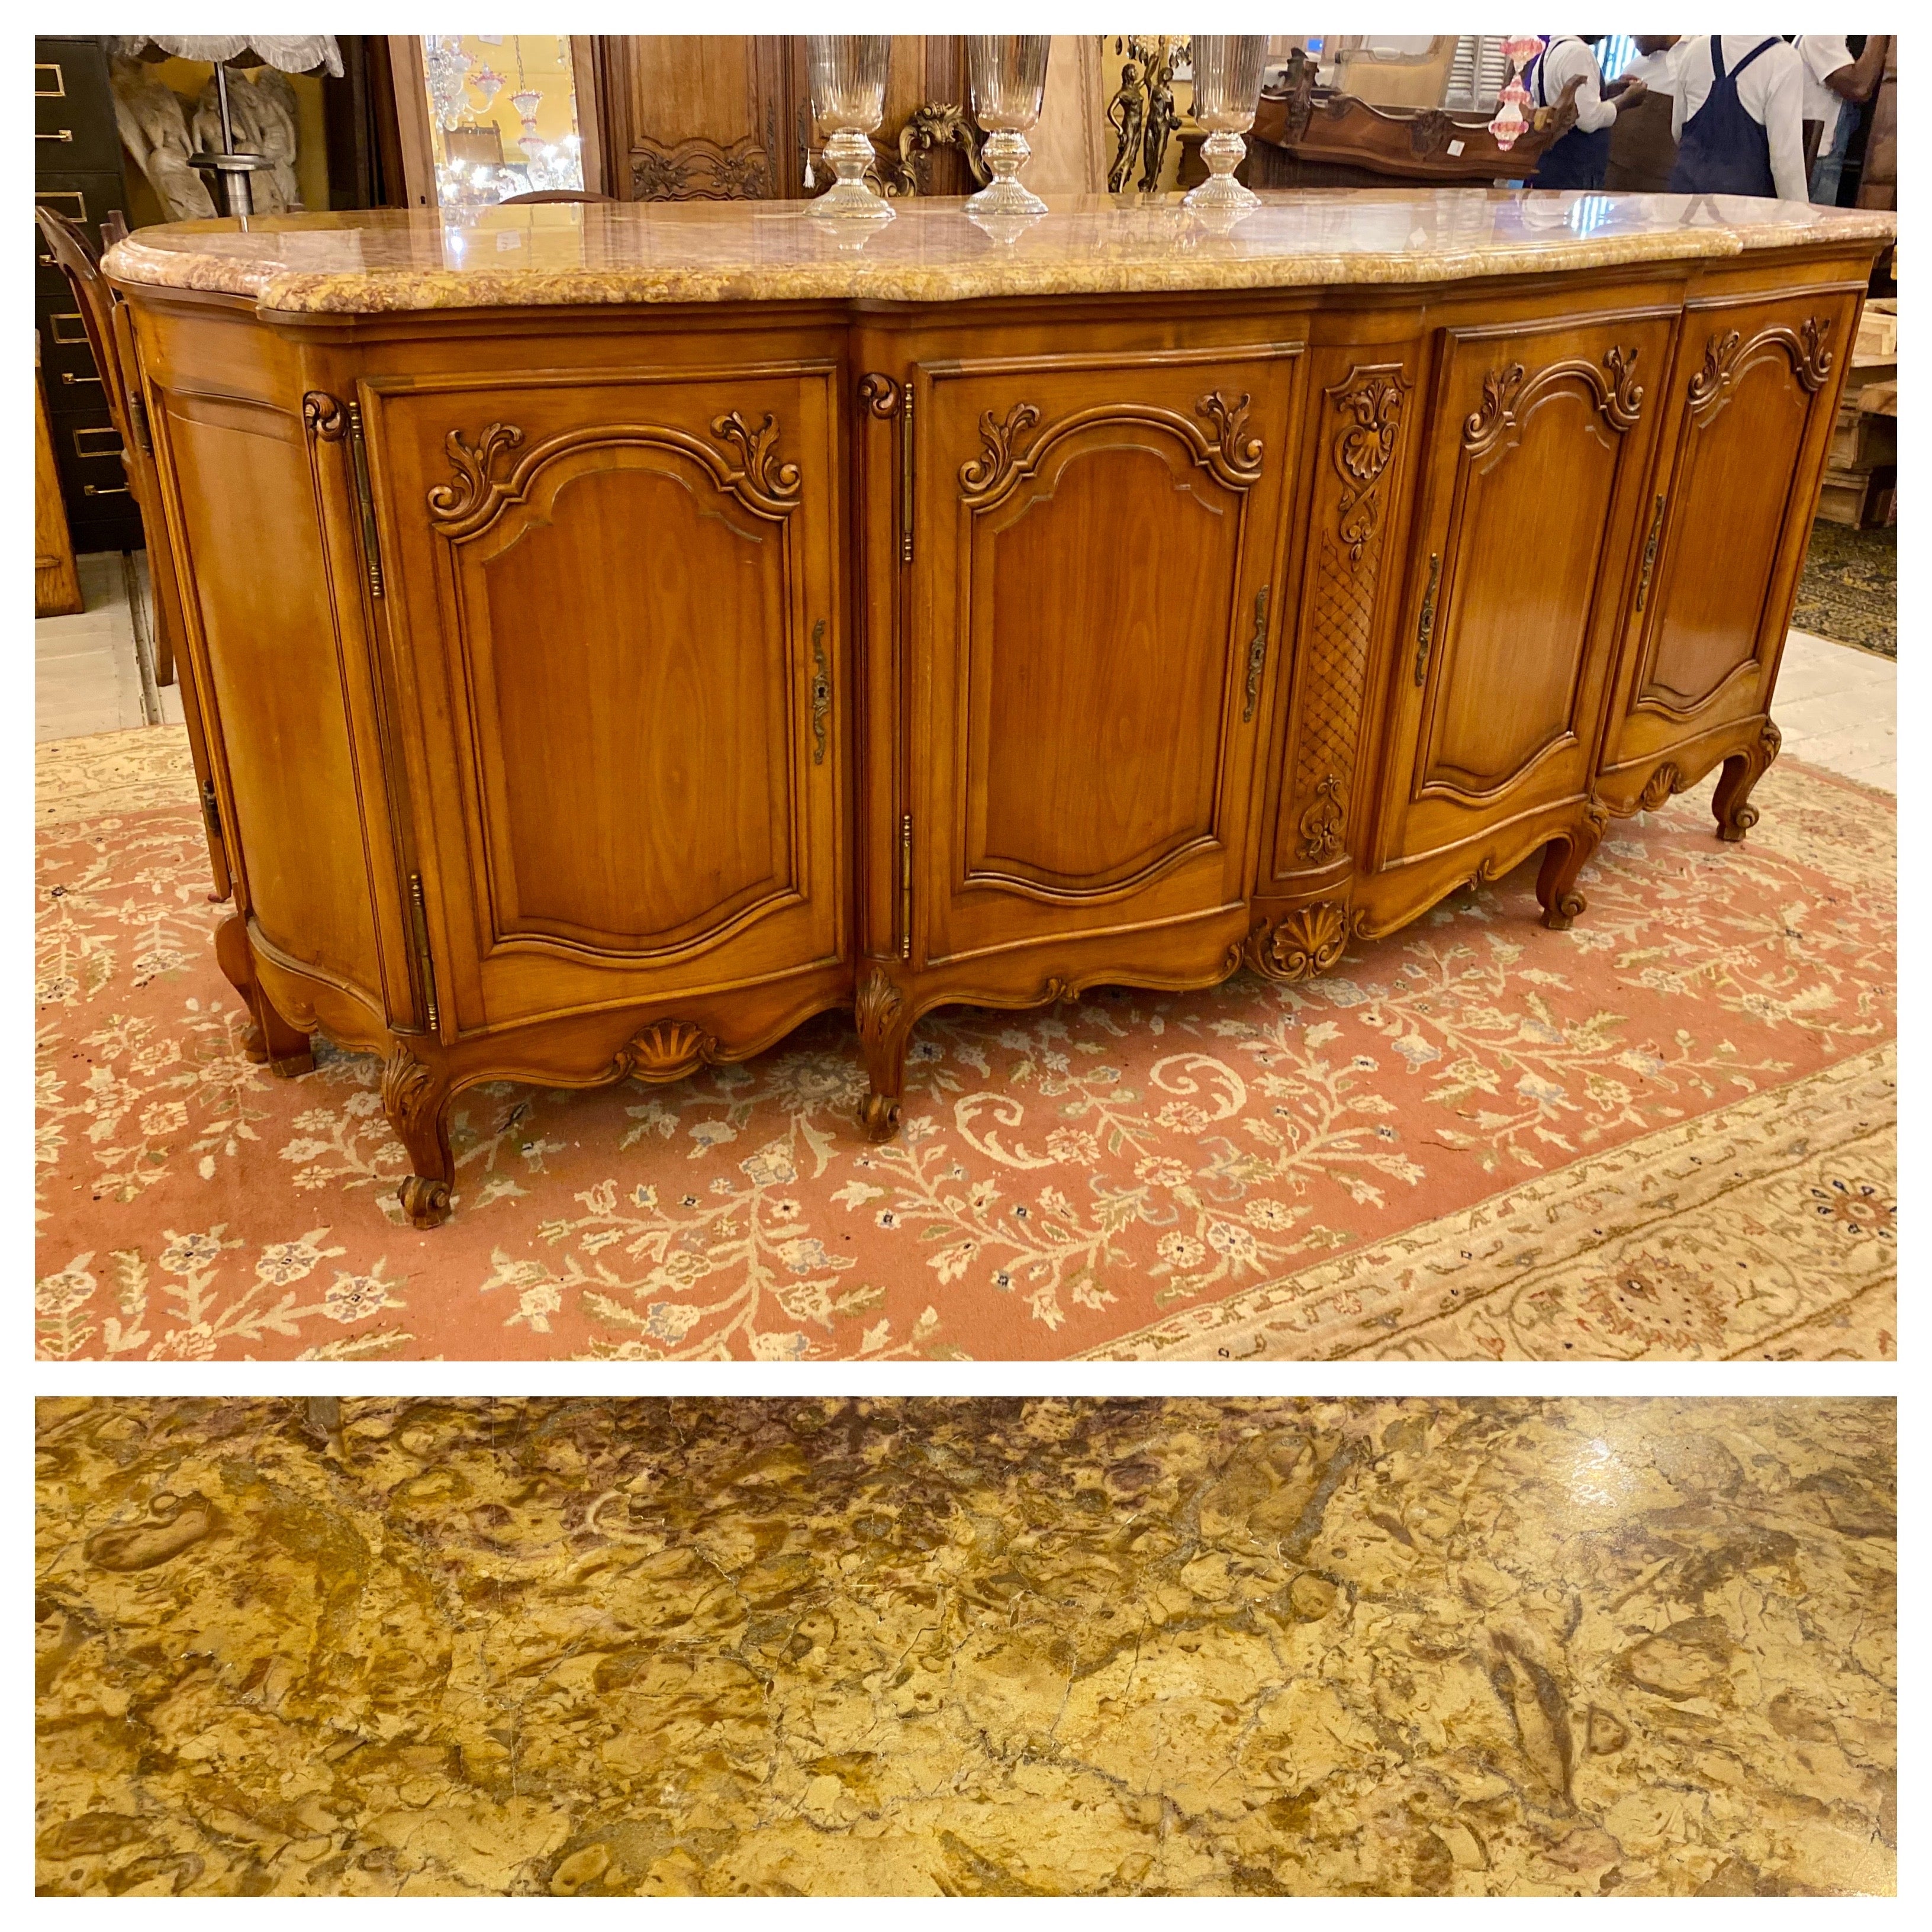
[1528,35,1649,189]
[1667,35,1809,201]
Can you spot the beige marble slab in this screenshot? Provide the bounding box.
[102,191,1896,315]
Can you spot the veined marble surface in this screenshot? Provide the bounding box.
[101,192,1896,314]
[37,1397,1894,1897]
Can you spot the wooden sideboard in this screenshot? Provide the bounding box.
[104,196,1891,1226]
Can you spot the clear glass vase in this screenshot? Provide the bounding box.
[1184,34,1268,211]
[965,36,1051,218]
[807,35,893,223]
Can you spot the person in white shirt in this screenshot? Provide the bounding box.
[1667,36,1808,203]
[1795,35,1890,203]
[1527,36,1648,190]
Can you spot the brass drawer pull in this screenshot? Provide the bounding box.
[1412,551,1441,686]
[809,618,830,764]
[1635,492,1665,610]
[37,128,74,141]
[60,369,104,387]
[83,482,131,497]
[1242,582,1270,722]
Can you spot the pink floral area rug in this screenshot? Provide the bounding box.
[36,727,1895,1363]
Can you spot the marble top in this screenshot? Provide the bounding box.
[103,191,1896,315]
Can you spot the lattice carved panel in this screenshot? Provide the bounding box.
[1286,366,1408,866]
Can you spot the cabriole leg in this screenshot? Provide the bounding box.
[854,964,912,1142]
[214,912,314,1076]
[381,1044,455,1229]
[1537,804,1609,932]
[1712,719,1782,843]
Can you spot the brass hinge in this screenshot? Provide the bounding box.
[127,392,152,454]
[898,813,913,961]
[1242,582,1270,723]
[1412,551,1442,687]
[1634,493,1666,611]
[407,871,441,1035]
[899,386,915,566]
[344,400,385,600]
[199,777,223,847]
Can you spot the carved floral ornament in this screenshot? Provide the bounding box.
[957,388,1266,505]
[1328,365,1408,562]
[425,409,801,532]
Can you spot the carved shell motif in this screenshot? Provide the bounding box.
[1329,368,1407,561]
[614,1019,720,1085]
[381,1045,439,1132]
[1244,901,1351,983]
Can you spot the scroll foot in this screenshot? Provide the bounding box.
[855,964,910,1144]
[397,1174,453,1231]
[382,1044,456,1229]
[1537,803,1609,932]
[1712,720,1781,843]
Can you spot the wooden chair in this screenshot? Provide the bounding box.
[36,205,233,900]
[498,188,612,204]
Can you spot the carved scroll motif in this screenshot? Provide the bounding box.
[858,372,902,417]
[1195,389,1264,482]
[1329,367,1407,561]
[1244,901,1353,982]
[1689,317,1836,417]
[428,422,525,522]
[890,102,989,196]
[1463,346,1643,456]
[960,401,1041,497]
[612,1019,720,1084]
[301,391,346,442]
[1601,344,1645,429]
[708,410,801,506]
[1463,362,1528,453]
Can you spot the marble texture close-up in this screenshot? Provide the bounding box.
[36,1397,1895,1896]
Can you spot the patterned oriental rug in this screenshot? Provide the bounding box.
[36,728,1895,1363]
[1791,521,1896,659]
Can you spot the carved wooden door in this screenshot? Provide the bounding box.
[907,347,1299,973]
[363,363,843,1035]
[1601,291,1857,783]
[1377,311,1677,870]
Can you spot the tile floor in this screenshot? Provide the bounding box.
[34,551,183,743]
[34,552,1895,794]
